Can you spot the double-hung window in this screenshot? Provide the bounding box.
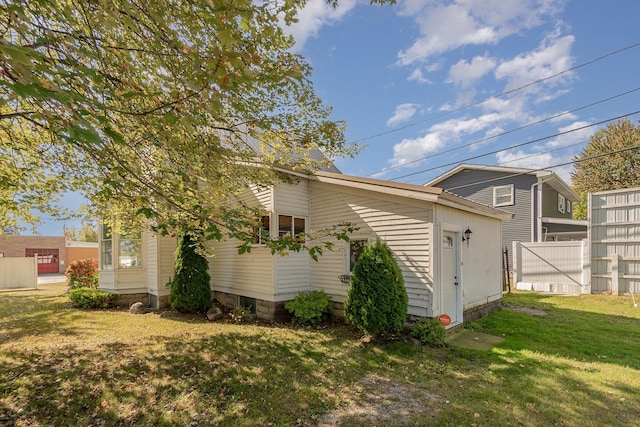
[278,215,306,240]
[558,194,566,213]
[493,184,514,207]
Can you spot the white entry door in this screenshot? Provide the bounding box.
[441,232,460,326]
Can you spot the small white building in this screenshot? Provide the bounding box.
[99,170,512,328]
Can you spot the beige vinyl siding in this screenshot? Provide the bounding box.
[309,180,434,317]
[272,180,310,300]
[209,242,275,301]
[434,205,503,311]
[209,185,276,301]
[152,234,177,298]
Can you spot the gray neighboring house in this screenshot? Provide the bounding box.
[425,164,588,265]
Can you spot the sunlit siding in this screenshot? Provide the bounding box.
[145,232,178,298]
[273,181,311,300]
[308,180,434,317]
[590,187,640,293]
[434,205,503,311]
[210,185,276,301]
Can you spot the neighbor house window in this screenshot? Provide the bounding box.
[119,228,142,269]
[278,215,306,239]
[101,225,113,269]
[348,239,368,272]
[251,215,270,244]
[567,201,572,214]
[493,184,514,207]
[558,194,566,213]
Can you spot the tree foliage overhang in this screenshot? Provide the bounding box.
[0,0,374,250]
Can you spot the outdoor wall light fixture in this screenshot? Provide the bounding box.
[462,227,472,247]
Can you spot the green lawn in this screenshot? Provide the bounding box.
[1,284,639,426]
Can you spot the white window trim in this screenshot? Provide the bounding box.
[567,200,572,213]
[558,194,566,213]
[493,184,514,207]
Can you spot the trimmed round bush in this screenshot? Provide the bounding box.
[344,240,408,336]
[168,230,212,313]
[285,290,332,324]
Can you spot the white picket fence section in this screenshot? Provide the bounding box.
[0,257,38,290]
[512,240,591,295]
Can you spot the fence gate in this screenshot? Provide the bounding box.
[25,248,60,274]
[502,247,511,292]
[512,240,590,295]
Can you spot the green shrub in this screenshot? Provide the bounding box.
[65,258,99,289]
[410,318,446,347]
[168,230,212,313]
[285,290,332,324]
[68,288,119,309]
[344,240,408,337]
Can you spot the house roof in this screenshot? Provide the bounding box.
[310,171,513,221]
[424,163,580,202]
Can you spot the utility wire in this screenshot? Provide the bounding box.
[367,86,640,177]
[350,41,640,145]
[438,143,640,192]
[387,109,640,182]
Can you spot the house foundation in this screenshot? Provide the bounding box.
[214,291,291,322]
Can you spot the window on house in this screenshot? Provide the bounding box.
[278,214,306,239]
[567,200,572,213]
[101,225,113,269]
[119,228,142,269]
[493,185,514,207]
[251,215,270,244]
[558,194,566,213]
[348,239,368,272]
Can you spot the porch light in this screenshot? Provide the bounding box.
[462,227,472,247]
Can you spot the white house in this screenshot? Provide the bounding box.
[99,170,512,328]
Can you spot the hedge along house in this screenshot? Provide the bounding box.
[99,169,512,328]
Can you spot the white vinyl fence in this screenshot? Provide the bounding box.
[0,257,38,290]
[512,240,591,295]
[590,187,640,295]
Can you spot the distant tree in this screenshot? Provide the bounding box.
[571,120,640,219]
[344,240,408,338]
[168,230,212,314]
[65,221,99,242]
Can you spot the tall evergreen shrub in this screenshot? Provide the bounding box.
[344,240,408,336]
[169,230,212,313]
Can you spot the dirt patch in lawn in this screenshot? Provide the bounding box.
[502,305,548,316]
[318,374,445,426]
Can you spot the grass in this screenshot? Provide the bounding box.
[1,284,639,426]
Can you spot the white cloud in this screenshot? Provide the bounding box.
[447,55,497,88]
[283,0,357,51]
[396,0,564,65]
[495,34,575,92]
[544,121,593,149]
[389,111,516,167]
[407,67,432,84]
[387,103,421,127]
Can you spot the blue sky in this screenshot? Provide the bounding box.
[32,0,640,235]
[287,0,640,184]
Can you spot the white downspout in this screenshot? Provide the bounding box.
[537,179,544,242]
[530,182,538,242]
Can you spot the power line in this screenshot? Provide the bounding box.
[349,41,640,145]
[439,143,640,192]
[367,86,640,177]
[387,109,640,182]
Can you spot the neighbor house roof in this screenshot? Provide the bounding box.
[424,164,580,202]
[308,170,513,221]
